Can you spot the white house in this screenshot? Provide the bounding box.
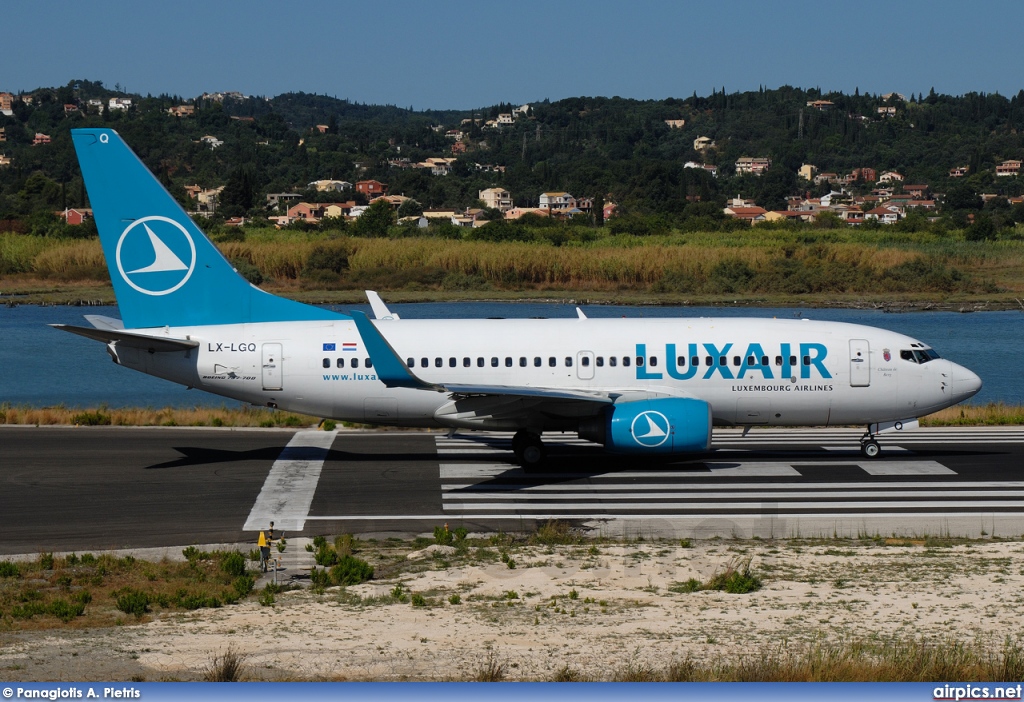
[539,192,576,211]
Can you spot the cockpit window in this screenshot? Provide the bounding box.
[901,348,941,364]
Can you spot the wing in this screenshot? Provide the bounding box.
[350,311,686,416]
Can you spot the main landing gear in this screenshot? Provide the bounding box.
[860,428,881,459]
[512,430,546,467]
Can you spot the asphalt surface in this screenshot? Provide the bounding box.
[3,425,1024,554]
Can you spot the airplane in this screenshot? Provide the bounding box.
[55,128,982,467]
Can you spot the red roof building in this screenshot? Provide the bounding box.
[356,180,387,197]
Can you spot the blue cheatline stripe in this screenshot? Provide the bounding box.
[72,128,347,329]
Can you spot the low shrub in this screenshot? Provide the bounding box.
[220,551,247,578]
[114,588,150,617]
[329,555,374,586]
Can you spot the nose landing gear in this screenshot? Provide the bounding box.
[860,427,881,458]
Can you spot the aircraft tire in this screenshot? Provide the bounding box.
[515,433,546,467]
[861,440,881,459]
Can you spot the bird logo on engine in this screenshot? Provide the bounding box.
[630,410,671,448]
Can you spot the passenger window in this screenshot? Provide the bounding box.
[802,355,810,366]
[565,357,573,367]
[491,357,499,367]
[761,356,769,366]
[609,356,617,367]
[463,357,471,367]
[449,357,456,368]
[789,356,797,366]
[649,356,657,367]
[733,356,741,366]
[719,357,727,366]
[505,357,513,367]
[352,358,360,368]
[623,357,631,367]
[338,358,346,368]
[636,356,644,367]
[405,358,413,368]
[477,357,484,367]
[435,357,442,368]
[775,356,782,366]
[677,356,686,366]
[747,356,755,365]
[322,358,330,369]
[366,358,372,368]
[519,357,527,367]
[691,356,699,367]
[421,358,428,368]
[581,356,590,367]
[534,357,542,367]
[705,356,713,366]
[549,357,556,367]
[596,356,604,367]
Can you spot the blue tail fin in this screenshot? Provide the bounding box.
[72,128,345,329]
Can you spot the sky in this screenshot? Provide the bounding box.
[4,0,1024,110]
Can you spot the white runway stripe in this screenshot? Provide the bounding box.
[444,500,1024,512]
[443,489,1024,501]
[442,480,1024,491]
[432,430,1024,518]
[860,461,955,475]
[244,430,336,532]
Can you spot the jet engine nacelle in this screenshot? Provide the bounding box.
[578,398,712,454]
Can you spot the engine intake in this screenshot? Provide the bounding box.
[579,398,712,454]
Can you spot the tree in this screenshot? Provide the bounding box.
[944,184,982,211]
[396,198,423,218]
[352,200,395,237]
[219,166,257,217]
[966,213,997,241]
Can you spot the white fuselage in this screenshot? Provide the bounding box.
[108,316,979,431]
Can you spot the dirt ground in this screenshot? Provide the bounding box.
[2,537,1023,681]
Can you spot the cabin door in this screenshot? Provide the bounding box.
[576,351,595,380]
[262,343,283,391]
[849,339,870,387]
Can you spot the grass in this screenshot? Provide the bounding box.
[204,647,248,682]
[2,402,1019,426]
[600,637,1024,682]
[6,229,1024,301]
[0,549,259,630]
[0,403,323,428]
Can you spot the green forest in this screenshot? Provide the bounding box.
[4,79,1024,230]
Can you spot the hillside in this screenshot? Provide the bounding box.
[3,80,1024,226]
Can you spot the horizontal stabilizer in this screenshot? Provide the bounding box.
[51,324,199,352]
[83,315,125,331]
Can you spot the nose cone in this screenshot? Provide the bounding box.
[951,363,982,402]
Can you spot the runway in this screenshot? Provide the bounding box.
[3,425,1024,554]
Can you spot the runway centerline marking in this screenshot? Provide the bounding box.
[243,430,336,532]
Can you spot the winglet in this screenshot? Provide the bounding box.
[350,311,439,390]
[576,307,587,319]
[366,290,399,320]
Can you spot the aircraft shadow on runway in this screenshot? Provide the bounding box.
[143,446,442,470]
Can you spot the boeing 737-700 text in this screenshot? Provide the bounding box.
[54,129,982,466]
